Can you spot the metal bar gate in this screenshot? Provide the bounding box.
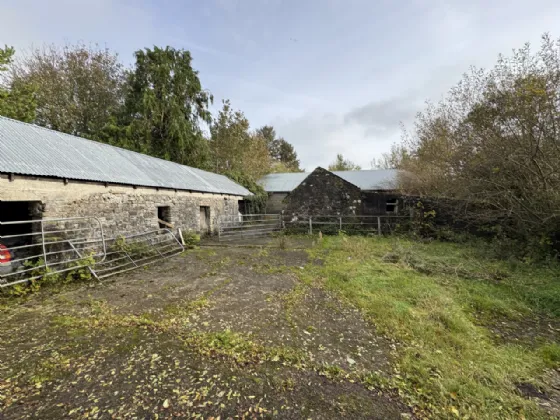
[0,217,184,289]
[218,214,283,242]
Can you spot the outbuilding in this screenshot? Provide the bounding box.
[0,116,250,237]
[259,167,401,216]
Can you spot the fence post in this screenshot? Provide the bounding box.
[309,217,313,235]
[377,216,381,235]
[339,217,342,231]
[40,220,48,267]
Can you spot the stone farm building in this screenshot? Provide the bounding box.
[259,167,401,216]
[0,116,250,237]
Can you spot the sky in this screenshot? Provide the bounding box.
[2,0,560,170]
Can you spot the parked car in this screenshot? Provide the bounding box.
[0,243,13,279]
[0,238,38,285]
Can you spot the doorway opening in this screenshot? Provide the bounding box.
[199,206,210,235]
[0,201,42,246]
[157,206,171,229]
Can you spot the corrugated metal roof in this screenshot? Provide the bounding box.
[0,116,251,196]
[333,169,399,190]
[259,169,399,192]
[258,172,310,192]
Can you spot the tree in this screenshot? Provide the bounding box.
[122,46,212,167]
[9,43,123,137]
[395,33,560,253]
[328,153,361,171]
[0,46,35,122]
[256,125,277,152]
[256,125,302,172]
[371,144,410,169]
[210,100,271,180]
[275,139,301,171]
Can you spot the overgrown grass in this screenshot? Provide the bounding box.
[305,234,560,419]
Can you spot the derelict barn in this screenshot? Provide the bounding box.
[259,167,401,216]
[0,116,250,239]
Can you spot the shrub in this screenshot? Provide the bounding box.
[2,255,95,297]
[182,231,200,249]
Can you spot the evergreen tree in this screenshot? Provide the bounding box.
[122,46,213,167]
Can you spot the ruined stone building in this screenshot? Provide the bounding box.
[259,167,401,216]
[0,116,250,238]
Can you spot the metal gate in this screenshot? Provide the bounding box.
[0,217,184,289]
[91,229,184,279]
[218,214,282,242]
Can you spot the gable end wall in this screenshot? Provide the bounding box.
[284,167,362,216]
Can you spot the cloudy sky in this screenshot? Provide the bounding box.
[2,0,560,169]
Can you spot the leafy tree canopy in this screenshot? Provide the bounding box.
[9,43,123,137]
[0,45,35,122]
[210,100,271,180]
[392,33,560,253]
[328,153,361,171]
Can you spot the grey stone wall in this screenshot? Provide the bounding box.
[49,190,239,236]
[284,167,362,216]
[0,174,242,236]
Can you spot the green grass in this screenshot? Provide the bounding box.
[304,234,560,419]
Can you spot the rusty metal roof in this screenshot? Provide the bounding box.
[0,116,251,196]
[259,169,399,192]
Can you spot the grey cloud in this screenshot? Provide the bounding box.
[272,111,398,170]
[344,96,422,137]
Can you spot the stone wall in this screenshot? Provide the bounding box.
[0,174,242,236]
[284,167,362,216]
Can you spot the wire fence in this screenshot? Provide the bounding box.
[215,213,412,243]
[282,214,411,235]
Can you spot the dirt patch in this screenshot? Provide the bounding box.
[1,329,408,419]
[483,315,560,347]
[517,382,549,399]
[0,245,411,419]
[517,373,560,419]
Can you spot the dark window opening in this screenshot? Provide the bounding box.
[158,206,171,229]
[386,198,398,213]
